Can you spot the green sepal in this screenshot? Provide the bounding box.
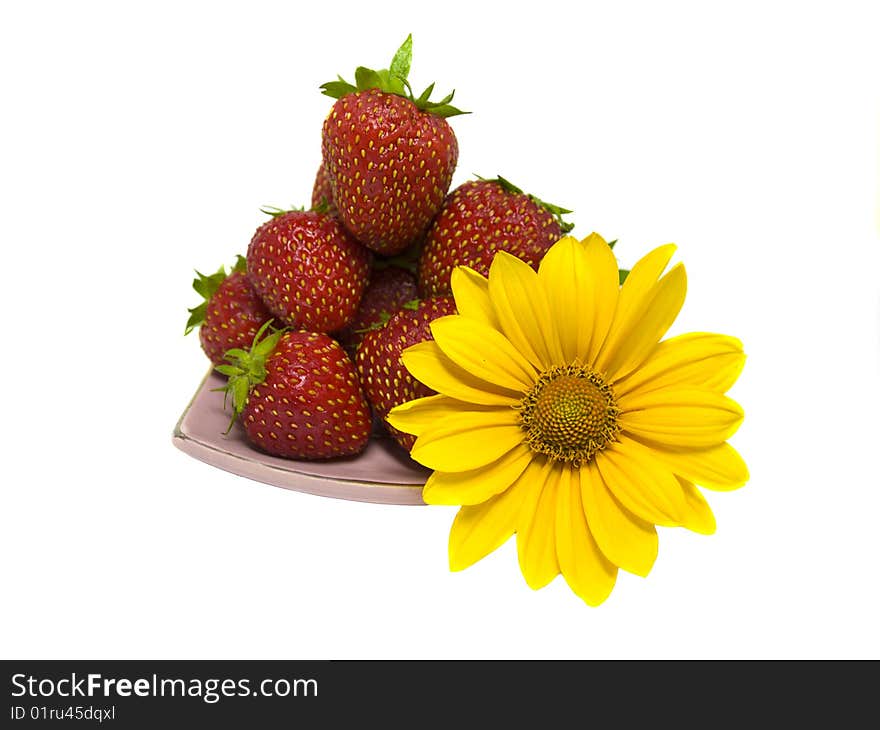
[215,320,286,433]
[319,34,468,118]
[401,299,420,311]
[354,310,393,334]
[185,263,231,334]
[389,34,413,84]
[608,239,617,250]
[311,196,332,215]
[260,204,304,218]
[618,269,630,285]
[477,175,575,233]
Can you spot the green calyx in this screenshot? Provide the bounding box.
[319,34,468,118]
[259,204,305,218]
[185,255,247,334]
[354,298,421,334]
[213,320,284,433]
[477,175,575,233]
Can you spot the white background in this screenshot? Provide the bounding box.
[1,0,878,659]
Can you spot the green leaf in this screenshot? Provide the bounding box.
[232,377,250,415]
[214,364,241,377]
[186,265,228,334]
[415,82,435,107]
[185,303,207,335]
[420,101,469,118]
[253,330,283,359]
[402,299,420,310]
[389,34,413,83]
[608,239,618,250]
[355,66,383,91]
[320,78,358,99]
[232,255,247,274]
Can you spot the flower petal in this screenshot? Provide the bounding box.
[595,436,688,526]
[516,460,560,589]
[450,266,500,330]
[422,443,534,506]
[488,251,563,370]
[618,388,744,448]
[580,461,658,577]
[410,408,524,472]
[430,315,537,392]
[555,466,618,606]
[677,477,717,535]
[581,233,622,364]
[538,233,619,366]
[594,243,676,375]
[387,394,502,437]
[537,236,591,364]
[448,457,545,571]
[613,333,745,398]
[401,340,522,406]
[638,441,749,491]
[602,264,688,381]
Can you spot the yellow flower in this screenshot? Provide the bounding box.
[387,233,748,606]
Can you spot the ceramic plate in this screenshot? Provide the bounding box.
[172,370,430,505]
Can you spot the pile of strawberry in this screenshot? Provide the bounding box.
[185,36,576,461]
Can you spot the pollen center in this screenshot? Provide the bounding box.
[519,364,620,466]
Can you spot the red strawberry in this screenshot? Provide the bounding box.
[417,176,574,296]
[218,323,372,460]
[335,265,418,357]
[246,208,371,333]
[354,296,457,451]
[319,34,466,256]
[311,162,337,216]
[185,255,273,365]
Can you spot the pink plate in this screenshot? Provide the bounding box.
[172,370,430,505]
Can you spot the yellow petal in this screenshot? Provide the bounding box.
[614,333,745,398]
[580,461,658,577]
[488,251,563,370]
[641,441,749,491]
[387,394,501,437]
[516,461,560,590]
[581,233,622,364]
[430,315,537,392]
[594,243,676,374]
[423,443,534,506]
[555,465,618,606]
[448,458,545,571]
[594,436,687,526]
[401,340,522,406]
[618,388,744,448]
[538,236,591,364]
[538,234,619,366]
[677,477,717,535]
[410,408,524,472]
[451,266,500,330]
[603,264,687,381]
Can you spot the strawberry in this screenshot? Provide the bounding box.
[246,208,371,333]
[417,176,574,296]
[335,265,418,357]
[354,296,457,451]
[319,34,466,256]
[218,322,372,460]
[185,255,273,365]
[311,162,337,216]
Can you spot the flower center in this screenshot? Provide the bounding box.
[519,364,620,466]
